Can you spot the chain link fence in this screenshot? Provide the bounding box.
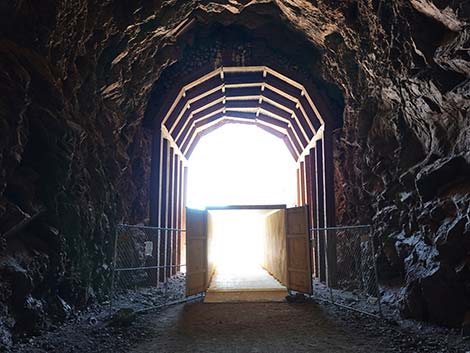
[311,225,382,318]
[109,224,186,312]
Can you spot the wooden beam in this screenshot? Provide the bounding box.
[161,69,221,126]
[160,66,328,146]
[172,153,180,275]
[297,126,324,164]
[159,138,169,281]
[296,168,301,206]
[177,159,184,271]
[175,98,225,142]
[181,166,188,270]
[161,125,187,164]
[315,138,326,282]
[166,147,175,278]
[308,148,318,277]
[300,160,306,206]
[287,128,303,156]
[305,155,312,214]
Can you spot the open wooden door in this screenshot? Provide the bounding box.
[286,206,312,294]
[186,208,208,296]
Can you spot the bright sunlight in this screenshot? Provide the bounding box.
[186,124,297,209]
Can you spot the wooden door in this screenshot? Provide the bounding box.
[286,206,312,294]
[186,208,208,296]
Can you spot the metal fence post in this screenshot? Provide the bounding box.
[109,225,187,312]
[310,225,385,318]
[370,230,383,318]
[109,226,119,311]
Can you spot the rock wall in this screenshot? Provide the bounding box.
[0,0,469,345]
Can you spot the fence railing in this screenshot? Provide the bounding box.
[310,225,382,318]
[110,224,186,311]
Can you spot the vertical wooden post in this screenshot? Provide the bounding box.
[159,138,169,281]
[309,148,318,278]
[172,154,180,275]
[182,165,188,270]
[304,154,315,277]
[323,128,337,288]
[176,159,183,271]
[300,160,306,206]
[315,138,326,282]
[166,147,175,278]
[296,167,301,206]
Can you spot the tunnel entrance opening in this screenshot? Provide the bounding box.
[204,208,288,302]
[186,124,297,209]
[186,205,312,302]
[149,65,340,296]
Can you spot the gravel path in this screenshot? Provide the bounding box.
[131,301,470,353]
[7,274,470,353]
[132,301,390,353]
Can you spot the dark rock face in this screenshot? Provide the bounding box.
[0,0,469,344]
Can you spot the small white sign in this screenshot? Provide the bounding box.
[144,241,153,256]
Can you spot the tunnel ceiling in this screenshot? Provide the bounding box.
[161,66,327,160]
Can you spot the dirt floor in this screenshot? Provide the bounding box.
[9,299,470,353]
[131,301,470,353]
[6,275,470,353]
[133,301,392,353]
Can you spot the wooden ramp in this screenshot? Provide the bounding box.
[204,266,288,303]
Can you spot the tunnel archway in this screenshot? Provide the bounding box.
[147,63,340,286]
[140,22,345,288]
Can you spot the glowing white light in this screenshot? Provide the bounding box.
[187,124,297,209]
[209,210,265,274]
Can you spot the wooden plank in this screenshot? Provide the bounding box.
[159,138,169,281]
[186,208,208,296]
[181,166,188,271]
[206,212,216,286]
[308,148,319,278]
[263,209,287,286]
[316,139,326,282]
[176,159,183,271]
[287,128,304,155]
[300,160,306,206]
[172,154,180,275]
[166,147,175,278]
[285,206,312,294]
[296,168,301,206]
[304,153,316,278]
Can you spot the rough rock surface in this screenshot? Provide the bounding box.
[0,0,469,346]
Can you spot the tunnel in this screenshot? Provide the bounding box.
[147,62,341,292]
[1,0,470,350]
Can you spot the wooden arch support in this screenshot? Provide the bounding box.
[149,66,338,287]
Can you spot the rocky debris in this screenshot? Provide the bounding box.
[8,275,186,352]
[108,308,137,327]
[463,311,470,338]
[285,293,311,303]
[13,296,470,353]
[111,273,186,312]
